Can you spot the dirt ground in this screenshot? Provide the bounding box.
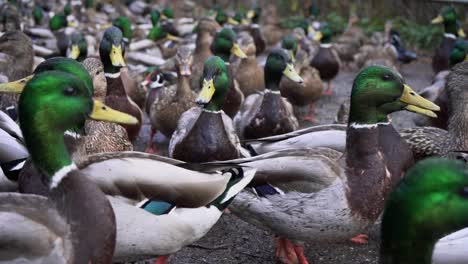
[133,59,435,264]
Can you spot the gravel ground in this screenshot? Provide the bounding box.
[132,60,435,264]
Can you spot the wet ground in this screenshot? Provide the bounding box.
[133,59,435,264]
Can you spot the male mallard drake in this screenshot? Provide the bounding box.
[169,56,244,162]
[214,8,239,27]
[113,15,133,45]
[432,6,465,74]
[0,70,138,263]
[148,9,181,59]
[48,6,75,58]
[146,46,196,153]
[280,34,323,122]
[234,32,264,97]
[68,31,87,61]
[99,26,142,142]
[310,23,340,95]
[218,66,439,264]
[210,27,247,118]
[400,62,468,161]
[246,5,266,56]
[234,49,302,140]
[191,17,220,91]
[381,158,468,264]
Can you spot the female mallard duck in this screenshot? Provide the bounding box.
[381,158,468,264]
[400,62,468,161]
[310,23,340,95]
[191,17,220,91]
[234,32,264,97]
[99,26,142,142]
[210,27,247,118]
[215,66,439,264]
[431,6,465,74]
[280,34,323,122]
[68,31,87,61]
[234,48,302,140]
[146,46,196,153]
[0,70,139,263]
[169,56,244,162]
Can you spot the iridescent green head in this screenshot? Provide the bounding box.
[264,49,303,90]
[281,35,298,62]
[215,9,228,25]
[150,9,160,26]
[69,32,88,62]
[162,7,174,19]
[49,13,67,31]
[431,6,464,36]
[210,28,247,62]
[99,26,126,74]
[147,26,167,41]
[309,5,320,17]
[233,10,248,25]
[113,16,133,44]
[33,5,44,25]
[450,40,468,66]
[196,56,229,111]
[84,0,93,9]
[381,158,468,264]
[64,1,72,16]
[349,66,439,125]
[314,23,333,43]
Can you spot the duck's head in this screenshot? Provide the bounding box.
[147,25,180,43]
[19,71,137,177]
[313,23,333,44]
[381,158,468,262]
[281,35,298,63]
[210,28,247,61]
[449,40,468,66]
[215,9,238,26]
[247,6,261,24]
[233,11,249,26]
[196,56,229,111]
[64,1,71,16]
[161,7,174,20]
[0,57,93,95]
[238,31,256,57]
[49,13,68,31]
[432,6,465,37]
[113,16,133,44]
[82,57,106,101]
[99,26,126,74]
[33,4,44,25]
[349,66,440,125]
[176,46,193,77]
[150,9,161,26]
[264,48,303,89]
[68,32,87,61]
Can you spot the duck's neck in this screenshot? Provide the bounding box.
[196,32,213,53]
[448,92,468,150]
[176,74,191,97]
[216,52,231,63]
[22,117,74,185]
[444,21,458,36]
[103,58,121,74]
[264,68,281,91]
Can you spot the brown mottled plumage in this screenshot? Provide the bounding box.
[234,32,264,97]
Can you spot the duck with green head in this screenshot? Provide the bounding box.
[280,34,323,122]
[234,48,303,139]
[244,5,266,56]
[310,22,340,95]
[113,16,133,44]
[209,27,247,118]
[68,32,87,61]
[33,4,43,25]
[147,10,181,59]
[218,65,440,264]
[48,4,77,58]
[381,158,468,264]
[214,8,239,26]
[0,70,138,263]
[99,26,142,142]
[432,6,466,74]
[169,56,244,162]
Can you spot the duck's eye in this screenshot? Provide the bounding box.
[459,186,468,198]
[382,74,392,81]
[63,87,77,96]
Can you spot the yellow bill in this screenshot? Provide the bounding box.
[0,75,33,93]
[110,45,126,67]
[90,100,138,125]
[227,17,239,25]
[282,63,303,84]
[196,79,215,105]
[288,50,296,63]
[465,54,468,62]
[399,84,440,118]
[69,45,80,60]
[161,14,168,20]
[231,43,247,59]
[313,31,323,41]
[431,15,444,24]
[308,25,314,35]
[179,64,191,76]
[458,28,466,38]
[166,34,182,42]
[247,10,255,19]
[241,19,249,26]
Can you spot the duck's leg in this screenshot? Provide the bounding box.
[301,104,316,123]
[350,233,368,244]
[275,237,299,264]
[323,81,333,95]
[145,127,158,153]
[154,255,169,264]
[293,244,310,264]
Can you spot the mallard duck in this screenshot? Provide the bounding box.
[0,70,139,262]
[381,158,468,264]
[214,8,239,27]
[310,23,340,95]
[146,46,196,153]
[246,5,266,56]
[0,3,21,32]
[113,15,133,45]
[449,39,468,66]
[214,66,440,264]
[280,34,323,122]
[99,26,142,142]
[234,32,264,97]
[33,4,44,26]
[388,29,417,65]
[191,17,220,91]
[431,6,465,74]
[334,13,367,68]
[68,31,87,61]
[210,27,247,118]
[400,62,468,161]
[48,5,75,58]
[147,22,181,59]
[169,56,244,162]
[234,48,302,140]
